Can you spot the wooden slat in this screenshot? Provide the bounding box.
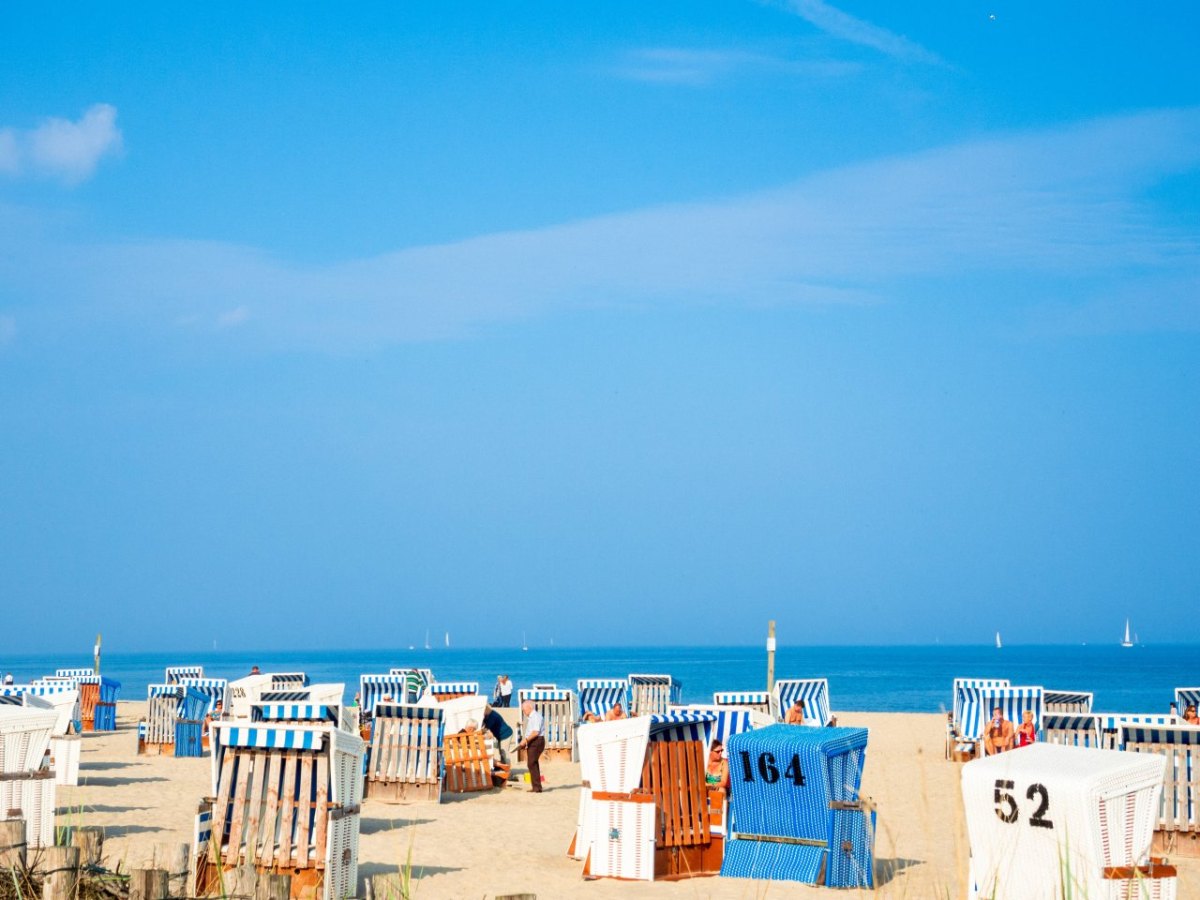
[278,752,297,866]
[312,751,329,860]
[210,747,237,863]
[241,751,266,865]
[294,754,313,868]
[225,749,252,862]
[260,751,283,866]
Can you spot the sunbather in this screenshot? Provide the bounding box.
[785,698,806,724]
[583,701,626,723]
[1015,709,1037,748]
[1183,705,1199,725]
[984,707,1014,755]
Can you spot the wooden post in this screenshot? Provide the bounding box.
[72,826,103,868]
[152,842,190,896]
[129,868,170,900]
[766,620,777,694]
[255,873,291,900]
[41,845,79,900]
[94,633,102,676]
[0,819,26,871]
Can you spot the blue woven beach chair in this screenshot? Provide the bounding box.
[721,724,874,888]
[771,678,833,726]
[576,678,628,722]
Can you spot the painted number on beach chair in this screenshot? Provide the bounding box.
[739,750,805,787]
[993,779,1054,829]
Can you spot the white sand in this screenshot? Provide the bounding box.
[55,703,1199,899]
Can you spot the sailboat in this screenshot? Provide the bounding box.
[444,631,450,649]
[424,630,431,651]
[995,631,1002,650]
[522,631,528,652]
[1121,619,1134,648]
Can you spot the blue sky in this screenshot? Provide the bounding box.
[2,2,1198,653]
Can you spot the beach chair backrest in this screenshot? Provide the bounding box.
[1044,690,1093,714]
[1097,714,1184,750]
[429,681,479,701]
[627,674,681,717]
[443,731,492,793]
[179,678,228,715]
[269,672,308,689]
[577,678,628,720]
[640,720,709,850]
[712,691,771,714]
[675,704,770,748]
[952,678,1010,728]
[517,688,576,751]
[360,673,427,713]
[771,678,832,726]
[165,665,204,684]
[0,707,58,848]
[146,686,183,745]
[1119,725,1200,835]
[1175,687,1200,712]
[577,717,650,793]
[963,685,1044,741]
[367,704,444,796]
[252,703,339,724]
[1042,713,1100,748]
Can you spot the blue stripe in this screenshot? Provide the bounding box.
[429,681,479,694]
[221,726,324,749]
[773,679,832,727]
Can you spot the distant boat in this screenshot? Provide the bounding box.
[444,631,450,648]
[522,631,528,652]
[424,630,431,651]
[995,631,1003,650]
[1121,619,1134,648]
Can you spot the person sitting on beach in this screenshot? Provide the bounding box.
[583,701,626,723]
[785,699,806,725]
[983,706,1014,755]
[1183,705,1199,725]
[1015,709,1037,748]
[705,739,730,791]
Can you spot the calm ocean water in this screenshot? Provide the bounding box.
[3,644,1197,714]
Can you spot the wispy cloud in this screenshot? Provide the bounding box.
[1,108,1198,350]
[781,0,943,65]
[610,46,859,85]
[0,104,123,185]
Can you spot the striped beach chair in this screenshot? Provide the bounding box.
[360,671,430,717]
[1175,687,1200,714]
[1120,724,1200,844]
[721,725,874,889]
[428,681,479,701]
[54,667,94,678]
[1097,714,1185,751]
[364,703,444,803]
[1044,689,1093,714]
[627,674,681,717]
[674,703,772,748]
[192,719,364,900]
[1042,713,1101,748]
[957,685,1044,758]
[166,665,205,684]
[43,673,120,731]
[576,678,628,722]
[140,684,184,755]
[0,706,58,847]
[573,711,720,881]
[947,678,1010,758]
[518,687,577,762]
[179,678,228,716]
[713,690,771,715]
[771,678,833,726]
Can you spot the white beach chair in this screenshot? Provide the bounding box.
[0,706,58,847]
[576,678,628,722]
[627,674,681,717]
[364,703,444,802]
[771,677,833,726]
[517,687,577,762]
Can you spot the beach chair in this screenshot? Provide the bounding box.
[1097,714,1185,751]
[627,674,681,717]
[364,703,444,803]
[721,725,875,888]
[952,685,1044,761]
[712,691,771,714]
[2,684,81,783]
[949,678,1010,757]
[166,665,205,684]
[573,711,721,881]
[360,671,430,719]
[428,681,479,701]
[53,673,119,731]
[1175,687,1200,714]
[192,718,364,900]
[771,678,833,726]
[443,731,495,793]
[1044,689,1093,714]
[576,678,628,723]
[140,684,185,755]
[962,743,1177,899]
[0,706,58,848]
[1043,713,1101,748]
[517,687,577,763]
[1120,723,1200,856]
[54,667,94,678]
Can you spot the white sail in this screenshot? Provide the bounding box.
[1121,619,1133,647]
[995,631,1002,649]
[424,629,430,650]
[522,631,528,651]
[444,631,450,648]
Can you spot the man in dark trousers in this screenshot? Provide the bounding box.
[517,699,545,793]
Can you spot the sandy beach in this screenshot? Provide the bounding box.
[54,703,1198,899]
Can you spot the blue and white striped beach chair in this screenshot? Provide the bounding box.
[627,674,682,717]
[360,671,430,716]
[364,703,444,803]
[576,678,628,722]
[165,665,205,684]
[675,703,771,748]
[1119,724,1199,840]
[1042,713,1100,748]
[428,681,479,701]
[955,685,1044,756]
[518,687,577,761]
[1043,689,1093,714]
[1175,687,1200,714]
[179,678,228,716]
[1096,713,1185,750]
[713,690,771,714]
[771,678,833,726]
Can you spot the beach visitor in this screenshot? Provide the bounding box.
[493,674,513,707]
[1184,705,1199,725]
[785,698,806,725]
[1015,709,1037,748]
[518,699,545,793]
[2,672,12,685]
[984,706,1014,755]
[706,739,730,791]
[583,701,626,723]
[249,665,261,675]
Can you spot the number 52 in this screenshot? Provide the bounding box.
[994,779,1054,829]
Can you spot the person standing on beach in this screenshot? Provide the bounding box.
[518,699,545,793]
[493,674,513,707]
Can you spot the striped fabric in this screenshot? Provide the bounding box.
[429,681,479,696]
[1176,687,1200,711]
[627,674,682,716]
[164,665,204,683]
[1123,726,1200,745]
[675,705,767,747]
[647,711,715,744]
[178,678,227,715]
[519,688,574,702]
[55,668,94,678]
[220,725,325,750]
[576,679,628,719]
[269,672,308,688]
[147,683,182,700]
[0,695,21,706]
[179,688,209,723]
[713,691,770,708]
[374,703,442,720]
[517,688,577,747]
[721,725,870,885]
[772,679,832,726]
[957,685,1044,741]
[252,704,337,723]
[363,671,428,711]
[1043,689,1093,713]
[1043,713,1100,748]
[259,689,311,702]
[390,667,435,684]
[952,678,1009,730]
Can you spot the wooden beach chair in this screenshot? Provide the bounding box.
[517,687,577,763]
[442,730,494,793]
[771,678,833,726]
[0,706,58,848]
[192,719,364,900]
[1120,723,1200,857]
[1044,689,1093,714]
[627,674,682,717]
[573,711,721,881]
[364,703,444,803]
[712,690,771,714]
[140,684,185,755]
[576,678,628,722]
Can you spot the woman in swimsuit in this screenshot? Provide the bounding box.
[705,739,730,791]
[1015,709,1037,748]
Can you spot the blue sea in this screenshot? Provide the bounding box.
[2,644,1197,714]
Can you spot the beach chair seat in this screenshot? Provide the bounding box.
[443,731,494,793]
[364,703,443,803]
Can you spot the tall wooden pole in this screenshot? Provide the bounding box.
[766,620,776,693]
[94,633,102,675]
